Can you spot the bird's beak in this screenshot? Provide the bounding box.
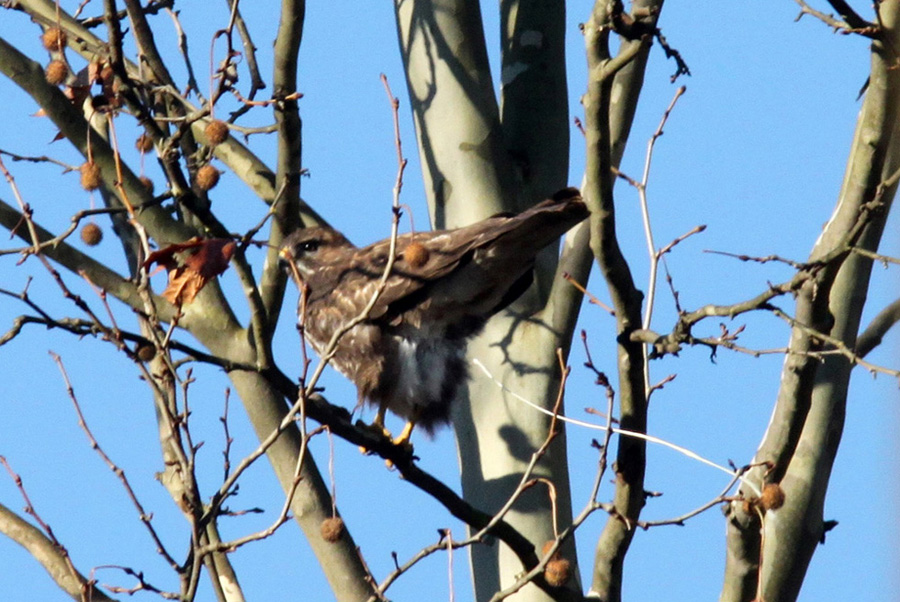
[279,247,305,287]
[278,247,293,273]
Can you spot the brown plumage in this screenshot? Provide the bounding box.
[280,188,588,444]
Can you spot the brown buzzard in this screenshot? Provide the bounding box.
[280,188,588,445]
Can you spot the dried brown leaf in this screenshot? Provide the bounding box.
[144,238,236,306]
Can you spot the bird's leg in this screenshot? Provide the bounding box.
[358,402,395,455]
[372,403,392,439]
[392,419,416,449]
[392,404,423,449]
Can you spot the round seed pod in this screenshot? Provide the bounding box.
[44,60,68,85]
[404,241,429,267]
[41,27,67,52]
[544,558,572,587]
[80,222,103,246]
[196,164,220,191]
[136,344,156,362]
[204,120,229,146]
[79,161,103,191]
[760,483,786,511]
[320,517,344,543]
[135,134,154,153]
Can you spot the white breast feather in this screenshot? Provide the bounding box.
[393,337,458,415]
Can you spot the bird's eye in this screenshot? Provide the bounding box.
[298,240,320,253]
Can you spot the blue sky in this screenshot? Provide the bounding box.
[0,1,897,601]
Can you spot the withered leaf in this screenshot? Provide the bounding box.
[144,238,236,307]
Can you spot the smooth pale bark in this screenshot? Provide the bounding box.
[499,0,569,209]
[394,0,515,228]
[394,2,580,600]
[393,1,668,599]
[222,368,375,602]
[499,0,570,302]
[721,6,900,601]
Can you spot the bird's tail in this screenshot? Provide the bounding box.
[488,187,588,254]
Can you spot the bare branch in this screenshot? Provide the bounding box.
[0,460,112,602]
[704,248,806,269]
[856,297,900,357]
[793,0,878,37]
[49,352,181,570]
[583,1,659,596]
[770,307,900,379]
[851,245,900,266]
[638,87,687,393]
[637,466,750,529]
[257,0,306,338]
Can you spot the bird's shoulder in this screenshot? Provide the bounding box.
[343,229,489,322]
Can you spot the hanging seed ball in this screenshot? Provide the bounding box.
[135,134,154,153]
[404,241,429,267]
[41,27,67,52]
[196,164,220,191]
[204,119,229,146]
[44,60,68,85]
[544,557,572,587]
[759,483,786,511]
[136,344,156,362]
[80,222,103,246]
[320,517,344,543]
[79,161,103,191]
[139,176,154,194]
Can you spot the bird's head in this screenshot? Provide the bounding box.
[280,227,353,283]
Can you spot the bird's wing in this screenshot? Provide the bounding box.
[356,190,588,325]
[343,231,478,322]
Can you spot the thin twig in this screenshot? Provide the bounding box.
[0,457,97,602]
[641,86,686,338]
[48,352,180,570]
[472,358,758,491]
[286,73,407,415]
[220,388,234,481]
[850,246,900,267]
[563,272,615,316]
[770,308,900,379]
[792,0,878,37]
[370,352,572,600]
[703,249,806,269]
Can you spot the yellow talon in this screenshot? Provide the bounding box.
[358,405,417,466]
[392,420,415,448]
[383,420,415,470]
[358,404,394,454]
[373,404,392,439]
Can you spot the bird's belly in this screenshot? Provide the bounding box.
[387,337,465,423]
[306,317,466,429]
[306,320,383,396]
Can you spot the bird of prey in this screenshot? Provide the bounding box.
[280,188,588,446]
